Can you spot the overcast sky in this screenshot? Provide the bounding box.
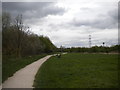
[2,0,118,48]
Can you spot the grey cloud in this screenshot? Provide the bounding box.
[71,17,117,29]
[2,2,66,20]
[109,10,118,21]
[70,8,117,29]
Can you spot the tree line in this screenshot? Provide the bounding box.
[2,12,57,58]
[59,45,120,53]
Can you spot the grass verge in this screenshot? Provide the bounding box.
[34,53,118,88]
[2,54,46,82]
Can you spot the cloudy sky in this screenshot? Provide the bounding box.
[2,0,118,48]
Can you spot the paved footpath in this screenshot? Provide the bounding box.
[2,55,52,88]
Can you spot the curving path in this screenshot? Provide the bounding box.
[2,55,52,88]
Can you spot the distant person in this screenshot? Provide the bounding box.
[56,54,61,58]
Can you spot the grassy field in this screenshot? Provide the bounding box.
[34,53,118,88]
[2,54,46,82]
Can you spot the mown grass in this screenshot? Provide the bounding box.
[2,54,47,82]
[34,53,118,88]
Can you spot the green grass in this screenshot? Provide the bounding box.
[2,54,47,82]
[34,53,118,88]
